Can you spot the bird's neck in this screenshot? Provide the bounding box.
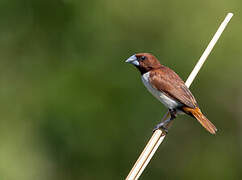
[136,65,163,75]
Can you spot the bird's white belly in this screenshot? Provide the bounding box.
[141,72,179,109]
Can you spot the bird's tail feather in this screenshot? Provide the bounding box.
[183,107,217,134]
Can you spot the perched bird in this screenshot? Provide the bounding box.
[125,53,217,134]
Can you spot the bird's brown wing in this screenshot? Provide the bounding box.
[149,66,198,109]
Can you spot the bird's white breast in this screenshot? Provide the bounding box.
[141,72,180,109]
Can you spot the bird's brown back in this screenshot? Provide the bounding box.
[149,66,198,109]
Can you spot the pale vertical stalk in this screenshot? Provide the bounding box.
[185,12,233,87]
[126,13,233,180]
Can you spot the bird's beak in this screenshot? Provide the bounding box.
[125,54,139,66]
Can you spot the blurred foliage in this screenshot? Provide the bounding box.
[0,0,241,179]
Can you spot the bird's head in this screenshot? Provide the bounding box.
[125,53,162,74]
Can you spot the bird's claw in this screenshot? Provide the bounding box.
[153,124,168,134]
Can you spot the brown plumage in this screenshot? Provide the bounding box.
[126,53,217,134]
[183,107,217,134]
[149,67,198,109]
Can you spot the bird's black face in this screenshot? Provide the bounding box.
[125,54,148,66]
[139,55,147,61]
[125,53,162,74]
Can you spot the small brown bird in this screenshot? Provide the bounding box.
[125,53,217,134]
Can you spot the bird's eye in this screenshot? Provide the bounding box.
[141,56,146,60]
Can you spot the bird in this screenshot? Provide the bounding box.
[125,53,217,134]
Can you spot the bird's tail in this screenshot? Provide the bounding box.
[183,107,217,134]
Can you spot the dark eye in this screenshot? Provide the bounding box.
[141,56,146,60]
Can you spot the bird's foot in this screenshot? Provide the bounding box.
[153,123,168,134]
[152,109,177,134]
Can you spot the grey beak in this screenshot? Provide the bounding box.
[125,54,139,66]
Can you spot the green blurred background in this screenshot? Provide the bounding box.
[0,0,241,179]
